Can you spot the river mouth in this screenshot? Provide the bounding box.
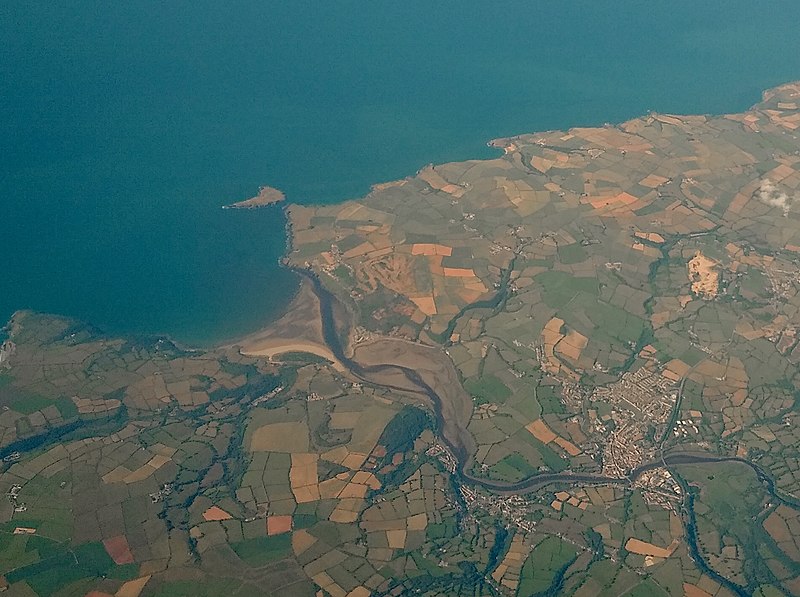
[298,271,472,457]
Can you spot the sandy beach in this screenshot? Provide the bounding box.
[231,278,344,371]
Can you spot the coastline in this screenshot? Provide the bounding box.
[254,80,800,485]
[12,81,799,360]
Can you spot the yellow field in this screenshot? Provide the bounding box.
[525,419,582,456]
[624,537,679,558]
[526,419,557,443]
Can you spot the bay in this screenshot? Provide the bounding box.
[3,0,800,345]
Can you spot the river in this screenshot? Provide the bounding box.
[301,270,783,493]
[303,267,798,594]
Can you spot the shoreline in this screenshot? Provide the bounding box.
[9,81,800,358]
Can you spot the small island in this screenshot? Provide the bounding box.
[222,185,285,209]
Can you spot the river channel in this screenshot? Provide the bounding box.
[302,270,775,491]
[303,269,800,595]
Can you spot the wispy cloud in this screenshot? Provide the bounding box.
[757,179,797,216]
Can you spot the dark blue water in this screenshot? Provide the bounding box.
[3,1,800,345]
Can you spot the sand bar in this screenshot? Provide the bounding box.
[240,339,343,371]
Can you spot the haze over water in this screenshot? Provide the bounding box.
[3,1,800,345]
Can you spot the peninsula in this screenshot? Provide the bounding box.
[223,184,285,209]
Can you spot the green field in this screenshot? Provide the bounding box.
[557,243,589,265]
[155,578,244,597]
[489,453,537,482]
[536,385,565,415]
[231,535,292,566]
[465,375,512,404]
[10,394,55,415]
[3,540,136,597]
[534,272,598,309]
[517,536,577,596]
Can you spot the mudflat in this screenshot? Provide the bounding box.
[351,337,476,461]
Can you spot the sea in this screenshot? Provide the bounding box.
[3,1,800,346]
